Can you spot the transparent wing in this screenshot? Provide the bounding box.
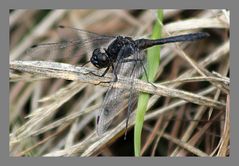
[96,49,146,136]
[22,27,115,61]
[96,56,126,136]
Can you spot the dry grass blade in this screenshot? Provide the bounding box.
[144,126,209,157]
[10,81,87,146]
[10,10,67,60]
[164,15,229,33]
[10,60,225,109]
[217,95,230,156]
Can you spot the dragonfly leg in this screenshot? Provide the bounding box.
[139,60,157,88]
[111,45,129,82]
[94,64,118,86]
[80,60,91,67]
[87,66,110,77]
[120,58,157,88]
[111,64,118,82]
[92,67,116,85]
[100,67,110,77]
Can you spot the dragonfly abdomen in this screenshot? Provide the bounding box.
[136,32,210,50]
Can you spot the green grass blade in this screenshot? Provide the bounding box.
[134,10,163,156]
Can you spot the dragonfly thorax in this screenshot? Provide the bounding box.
[91,36,137,69]
[106,36,136,59]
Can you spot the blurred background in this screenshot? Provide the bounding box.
[9,9,229,156]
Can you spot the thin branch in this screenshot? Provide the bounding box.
[10,60,225,109]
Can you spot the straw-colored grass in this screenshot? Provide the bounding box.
[9,9,229,156]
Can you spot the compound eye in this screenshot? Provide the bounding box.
[93,48,101,54]
[99,54,107,62]
[91,48,109,68]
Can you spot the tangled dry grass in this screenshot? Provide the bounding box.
[9,9,229,156]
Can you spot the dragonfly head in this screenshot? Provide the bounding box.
[91,48,110,68]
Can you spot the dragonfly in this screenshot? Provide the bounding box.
[26,25,210,138]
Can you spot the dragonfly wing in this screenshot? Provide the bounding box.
[96,58,126,136]
[124,50,146,133]
[96,50,146,136]
[23,28,115,61]
[96,83,127,136]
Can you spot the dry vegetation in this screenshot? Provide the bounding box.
[9,9,230,156]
